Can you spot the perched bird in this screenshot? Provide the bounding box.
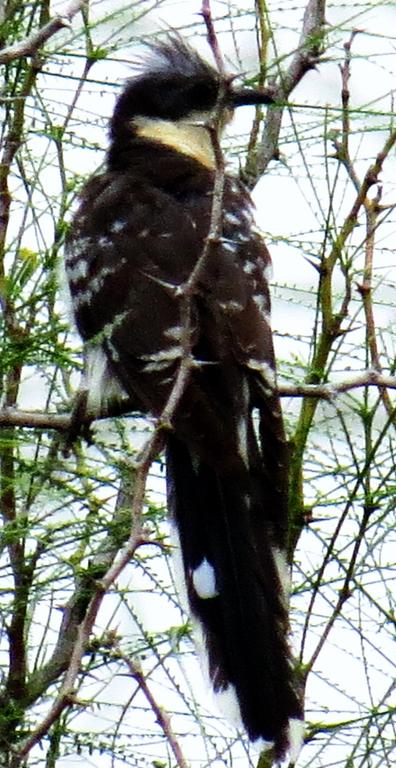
[65,35,304,762]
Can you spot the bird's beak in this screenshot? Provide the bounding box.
[228,86,274,108]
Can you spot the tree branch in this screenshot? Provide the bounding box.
[0,0,86,64]
[249,0,327,182]
[2,369,396,432]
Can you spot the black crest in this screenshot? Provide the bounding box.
[110,36,221,137]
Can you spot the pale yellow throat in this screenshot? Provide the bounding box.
[133,116,217,169]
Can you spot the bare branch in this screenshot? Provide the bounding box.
[0,409,72,430]
[3,368,396,433]
[252,0,327,180]
[201,0,225,73]
[279,370,396,398]
[0,0,86,64]
[282,0,327,93]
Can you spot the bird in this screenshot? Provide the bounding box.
[65,35,304,762]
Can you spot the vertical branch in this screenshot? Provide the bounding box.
[248,0,326,184]
[244,0,270,181]
[357,197,396,427]
[255,0,270,82]
[334,32,396,428]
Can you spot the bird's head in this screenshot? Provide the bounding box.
[110,35,273,168]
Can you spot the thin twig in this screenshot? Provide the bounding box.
[113,645,190,768]
[357,193,396,428]
[287,47,396,557]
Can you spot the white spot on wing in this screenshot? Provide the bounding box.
[263,262,273,282]
[214,683,243,727]
[66,258,88,283]
[288,718,305,763]
[235,231,251,243]
[84,345,127,411]
[72,261,127,309]
[230,179,241,194]
[272,546,291,598]
[91,261,123,288]
[219,299,243,313]
[241,208,254,225]
[247,359,276,389]
[164,325,183,341]
[253,292,269,316]
[140,345,182,372]
[243,261,256,275]
[66,235,91,261]
[191,558,218,599]
[110,219,126,234]
[222,240,238,253]
[224,212,242,226]
[98,235,112,248]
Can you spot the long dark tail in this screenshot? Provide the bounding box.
[166,434,303,762]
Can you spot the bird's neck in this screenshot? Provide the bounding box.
[131,116,217,170]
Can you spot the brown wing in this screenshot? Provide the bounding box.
[66,156,302,759]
